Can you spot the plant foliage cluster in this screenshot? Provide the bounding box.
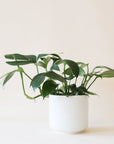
[0,53,114,99]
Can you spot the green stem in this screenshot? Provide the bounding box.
[36,63,39,74]
[64,63,67,94]
[84,75,92,87]
[20,72,41,99]
[23,71,32,80]
[81,76,85,85]
[83,75,88,86]
[87,77,98,90]
[82,64,89,86]
[75,77,77,85]
[35,63,42,95]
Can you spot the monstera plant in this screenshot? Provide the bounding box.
[0,53,114,134]
[0,53,114,99]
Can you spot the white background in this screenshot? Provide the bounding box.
[0,0,114,143]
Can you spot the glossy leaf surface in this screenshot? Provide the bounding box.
[3,70,17,86]
[30,73,45,91]
[42,79,58,98]
[64,59,79,78]
[101,70,114,78]
[45,71,66,83]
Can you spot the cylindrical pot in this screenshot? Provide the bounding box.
[49,95,88,134]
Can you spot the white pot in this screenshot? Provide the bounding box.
[49,95,88,134]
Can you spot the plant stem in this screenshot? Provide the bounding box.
[35,63,39,74]
[84,75,92,87]
[35,63,42,95]
[64,63,67,94]
[83,75,88,86]
[87,77,98,90]
[75,77,77,85]
[23,71,32,80]
[82,64,89,86]
[81,76,85,85]
[20,72,41,99]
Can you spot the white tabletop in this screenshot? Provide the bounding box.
[0,122,114,144]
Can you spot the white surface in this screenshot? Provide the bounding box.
[49,95,88,133]
[0,122,114,144]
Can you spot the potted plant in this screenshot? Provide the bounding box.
[0,53,114,133]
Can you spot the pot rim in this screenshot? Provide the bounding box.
[49,94,88,97]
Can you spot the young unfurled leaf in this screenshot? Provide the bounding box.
[30,73,45,91]
[3,70,17,86]
[45,71,66,83]
[101,70,114,78]
[42,79,58,98]
[64,59,79,78]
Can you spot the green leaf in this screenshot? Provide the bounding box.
[30,73,45,91]
[37,53,61,61]
[55,59,63,65]
[24,55,37,63]
[77,62,88,68]
[50,63,60,71]
[79,67,85,76]
[38,61,47,69]
[66,75,74,80]
[37,54,48,61]
[60,86,65,93]
[93,66,113,71]
[50,57,59,63]
[5,54,37,66]
[101,70,114,78]
[6,61,34,66]
[86,91,97,95]
[51,53,61,59]
[68,84,77,94]
[45,71,66,83]
[64,59,79,78]
[5,54,28,60]
[3,70,16,86]
[41,56,51,65]
[5,54,36,63]
[42,79,58,98]
[77,86,87,95]
[63,68,73,75]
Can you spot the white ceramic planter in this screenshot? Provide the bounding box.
[49,95,88,134]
